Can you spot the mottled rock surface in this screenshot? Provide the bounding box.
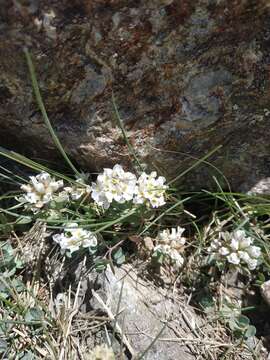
[1,0,270,191]
[88,265,196,359]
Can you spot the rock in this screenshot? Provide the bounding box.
[88,265,196,359]
[246,178,270,195]
[1,1,270,191]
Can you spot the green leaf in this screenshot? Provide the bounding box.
[0,241,24,272]
[228,318,237,331]
[245,325,256,338]
[236,315,250,329]
[157,253,165,265]
[206,254,216,265]
[24,307,44,323]
[256,272,265,285]
[0,339,7,353]
[0,214,8,225]
[199,295,215,311]
[113,247,125,266]
[94,259,109,273]
[0,214,13,235]
[11,278,24,293]
[1,242,14,257]
[16,216,32,225]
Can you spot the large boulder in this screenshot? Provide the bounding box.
[0,0,270,191]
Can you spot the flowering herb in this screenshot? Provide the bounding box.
[52,223,97,255]
[19,166,168,214]
[152,226,186,270]
[18,166,169,258]
[209,229,261,270]
[133,171,167,208]
[91,165,167,209]
[20,172,63,211]
[91,164,137,209]
[61,179,91,201]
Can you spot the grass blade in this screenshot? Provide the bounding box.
[24,48,81,177]
[0,146,77,183]
[167,145,222,186]
[112,91,143,172]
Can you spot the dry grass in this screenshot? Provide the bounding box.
[0,216,268,359]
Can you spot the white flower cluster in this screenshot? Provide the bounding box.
[91,164,137,209]
[20,172,63,211]
[52,223,97,255]
[58,179,91,202]
[19,166,167,212]
[133,171,167,208]
[153,226,186,270]
[91,165,167,209]
[20,173,92,211]
[209,229,261,270]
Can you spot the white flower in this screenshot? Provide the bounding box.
[154,244,171,255]
[232,230,246,241]
[153,244,184,269]
[231,230,252,250]
[53,232,80,254]
[238,250,251,263]
[170,249,184,269]
[53,223,97,255]
[110,164,137,203]
[90,165,167,209]
[91,181,111,209]
[157,226,186,248]
[247,245,261,258]
[227,252,240,265]
[219,247,230,256]
[152,226,185,270]
[246,258,258,270]
[56,190,70,202]
[230,238,239,251]
[209,229,261,271]
[91,164,137,208]
[133,171,167,208]
[63,179,91,201]
[20,172,63,210]
[209,238,222,251]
